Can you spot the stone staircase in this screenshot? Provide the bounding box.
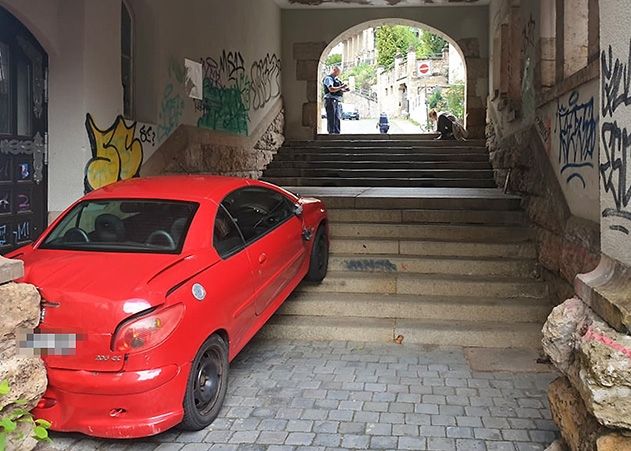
[260,135,550,348]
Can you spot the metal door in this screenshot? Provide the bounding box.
[0,6,48,253]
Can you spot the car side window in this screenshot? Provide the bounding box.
[221,187,294,243]
[213,205,245,259]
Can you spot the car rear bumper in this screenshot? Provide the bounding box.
[33,363,191,438]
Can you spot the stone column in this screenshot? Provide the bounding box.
[293,41,328,138]
[0,256,47,451]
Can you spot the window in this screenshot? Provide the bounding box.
[213,205,245,259]
[221,188,294,243]
[121,1,133,118]
[41,199,198,253]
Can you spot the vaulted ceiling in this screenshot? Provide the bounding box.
[273,0,487,8]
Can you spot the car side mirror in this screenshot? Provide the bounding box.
[293,203,303,216]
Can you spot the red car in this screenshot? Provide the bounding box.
[6,175,328,439]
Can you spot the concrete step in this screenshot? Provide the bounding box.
[330,222,533,242]
[267,160,492,170]
[327,208,526,225]
[316,133,443,141]
[263,177,497,188]
[274,152,490,162]
[264,168,495,179]
[330,238,537,259]
[278,291,551,323]
[278,146,489,159]
[293,138,487,147]
[300,271,547,298]
[328,254,538,277]
[259,315,543,348]
[284,188,522,211]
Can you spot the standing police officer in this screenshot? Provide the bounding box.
[323,66,349,134]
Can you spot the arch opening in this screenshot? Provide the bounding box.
[316,18,468,136]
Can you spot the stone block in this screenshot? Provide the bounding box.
[542,298,587,373]
[0,283,40,360]
[296,60,320,81]
[302,102,318,128]
[559,240,600,284]
[0,257,23,285]
[537,229,562,273]
[456,38,480,58]
[575,255,631,334]
[306,81,319,103]
[543,297,631,430]
[548,376,605,451]
[597,434,631,451]
[293,42,327,61]
[0,355,46,411]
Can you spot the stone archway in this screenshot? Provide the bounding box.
[292,18,487,139]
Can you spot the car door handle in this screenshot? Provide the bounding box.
[258,253,267,264]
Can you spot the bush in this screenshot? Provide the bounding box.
[0,380,51,451]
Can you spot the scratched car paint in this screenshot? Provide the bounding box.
[6,175,329,439]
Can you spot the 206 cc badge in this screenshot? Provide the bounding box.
[192,283,206,301]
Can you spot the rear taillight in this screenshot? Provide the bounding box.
[112,304,185,353]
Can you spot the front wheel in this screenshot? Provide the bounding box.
[305,225,328,282]
[180,334,229,431]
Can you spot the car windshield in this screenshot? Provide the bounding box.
[40,199,198,253]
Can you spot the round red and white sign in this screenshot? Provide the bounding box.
[418,63,430,75]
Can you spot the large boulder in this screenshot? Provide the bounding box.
[543,298,631,430]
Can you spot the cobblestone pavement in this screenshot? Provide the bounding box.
[47,339,559,451]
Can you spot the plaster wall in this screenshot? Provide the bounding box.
[537,79,600,223]
[0,0,122,213]
[132,0,282,138]
[2,0,282,215]
[282,5,489,139]
[599,0,631,266]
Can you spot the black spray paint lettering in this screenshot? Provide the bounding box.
[250,53,281,111]
[601,40,631,117]
[600,120,631,234]
[556,91,596,188]
[139,124,156,147]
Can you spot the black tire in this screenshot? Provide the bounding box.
[305,225,328,282]
[180,334,229,431]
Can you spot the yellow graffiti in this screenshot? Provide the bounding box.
[84,114,143,192]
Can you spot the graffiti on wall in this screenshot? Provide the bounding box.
[555,90,597,189]
[195,50,251,135]
[250,53,281,111]
[193,50,282,135]
[157,59,186,142]
[601,42,631,234]
[84,114,144,192]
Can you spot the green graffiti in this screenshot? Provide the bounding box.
[197,81,249,135]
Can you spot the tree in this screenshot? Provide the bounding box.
[445,83,465,121]
[340,63,376,91]
[416,31,447,59]
[325,53,342,67]
[375,25,418,68]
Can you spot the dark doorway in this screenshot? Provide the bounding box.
[0,6,48,253]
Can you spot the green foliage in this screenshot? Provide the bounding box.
[445,83,465,121]
[427,84,465,125]
[416,32,447,59]
[325,53,342,67]
[375,25,418,68]
[375,25,447,68]
[0,380,52,451]
[340,63,376,91]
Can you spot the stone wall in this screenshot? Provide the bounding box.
[0,257,46,451]
[142,101,284,179]
[486,105,600,305]
[543,294,631,450]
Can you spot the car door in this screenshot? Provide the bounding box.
[222,187,306,316]
[200,204,256,350]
